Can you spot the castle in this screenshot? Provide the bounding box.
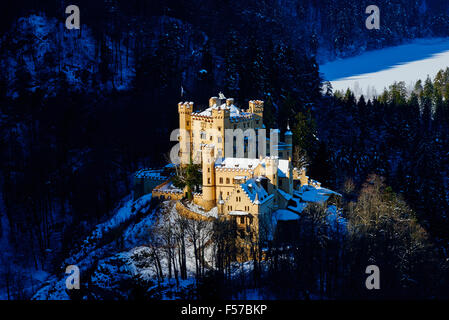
[133,94,337,247]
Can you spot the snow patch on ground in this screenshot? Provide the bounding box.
[33,198,218,300]
[32,194,155,300]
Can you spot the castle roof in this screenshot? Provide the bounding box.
[194,103,254,121]
[215,157,290,178]
[241,178,272,204]
[215,157,261,170]
[196,103,241,117]
[294,185,342,203]
[228,211,249,216]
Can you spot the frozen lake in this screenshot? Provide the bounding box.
[320,38,449,99]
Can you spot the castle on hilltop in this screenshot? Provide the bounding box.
[134,94,338,248]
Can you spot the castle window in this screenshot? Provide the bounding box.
[240,217,245,224]
[187,121,190,126]
[208,178,210,184]
[218,127,222,131]
[219,177,223,184]
[226,178,230,184]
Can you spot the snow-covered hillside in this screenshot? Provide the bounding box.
[32,196,217,300]
[320,38,449,99]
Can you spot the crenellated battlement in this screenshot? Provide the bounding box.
[178,101,193,113]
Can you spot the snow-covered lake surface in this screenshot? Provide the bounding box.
[320,38,449,98]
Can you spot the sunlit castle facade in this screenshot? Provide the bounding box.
[178,94,267,164]
[131,94,342,250]
[148,94,311,219]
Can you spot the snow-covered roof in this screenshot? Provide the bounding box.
[196,103,242,118]
[157,181,183,193]
[287,198,308,214]
[241,178,272,204]
[216,157,261,170]
[229,211,249,216]
[216,157,290,182]
[294,185,341,203]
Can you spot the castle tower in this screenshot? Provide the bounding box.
[209,96,218,107]
[212,101,230,159]
[178,102,193,166]
[249,100,264,128]
[265,156,279,195]
[201,144,216,210]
